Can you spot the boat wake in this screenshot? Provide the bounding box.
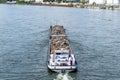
[54,73,73,80]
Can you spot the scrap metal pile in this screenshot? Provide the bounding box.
[51,25,65,35]
[50,25,70,54]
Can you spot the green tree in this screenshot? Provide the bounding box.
[56,0,61,3]
[80,0,85,3]
[0,0,7,3]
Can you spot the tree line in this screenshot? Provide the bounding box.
[0,0,7,3]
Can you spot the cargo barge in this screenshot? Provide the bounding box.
[47,25,77,72]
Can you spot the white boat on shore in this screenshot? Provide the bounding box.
[47,25,77,72]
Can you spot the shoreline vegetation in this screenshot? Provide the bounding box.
[1,0,120,10]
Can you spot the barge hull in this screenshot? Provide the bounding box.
[47,25,77,73]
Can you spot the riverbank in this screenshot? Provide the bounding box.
[31,2,120,10]
[5,1,120,10]
[31,2,76,7]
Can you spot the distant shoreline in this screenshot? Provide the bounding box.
[31,2,74,7]
[2,2,120,10]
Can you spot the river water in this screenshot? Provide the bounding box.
[0,4,120,80]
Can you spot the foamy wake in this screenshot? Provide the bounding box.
[54,73,73,80]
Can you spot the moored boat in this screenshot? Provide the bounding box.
[47,25,77,72]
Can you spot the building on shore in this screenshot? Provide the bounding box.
[7,0,16,3]
[89,0,120,5]
[89,0,105,4]
[107,0,120,5]
[35,0,43,2]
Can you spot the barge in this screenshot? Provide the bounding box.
[47,25,77,72]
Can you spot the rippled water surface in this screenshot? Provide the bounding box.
[0,4,120,80]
